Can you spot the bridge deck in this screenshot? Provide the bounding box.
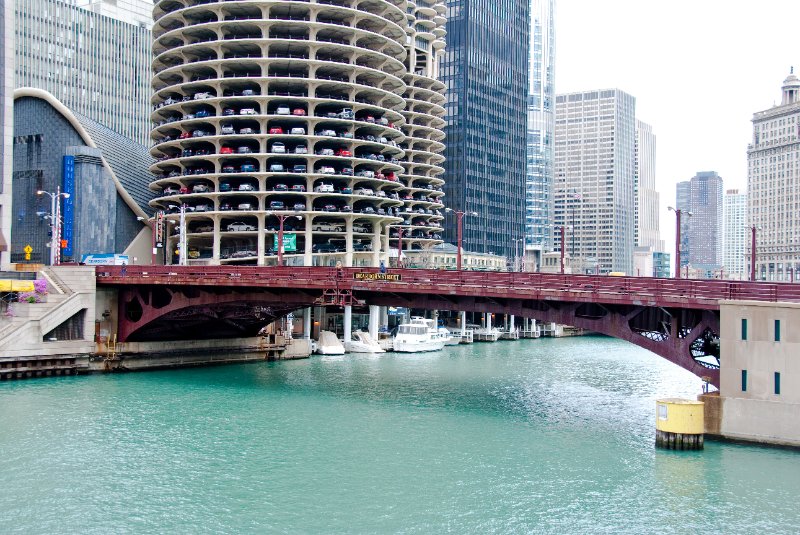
[96,266,800,310]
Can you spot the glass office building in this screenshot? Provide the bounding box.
[441,0,529,260]
[14,0,152,145]
[525,0,555,265]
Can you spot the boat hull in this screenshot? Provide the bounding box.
[393,340,446,353]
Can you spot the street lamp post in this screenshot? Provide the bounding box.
[137,212,163,265]
[512,238,524,272]
[445,209,478,271]
[668,206,692,279]
[37,188,70,266]
[394,226,405,268]
[267,212,302,266]
[559,225,566,274]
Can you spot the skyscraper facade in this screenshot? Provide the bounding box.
[747,70,800,281]
[14,0,152,144]
[723,188,747,279]
[148,0,447,266]
[634,120,662,251]
[0,1,13,268]
[553,89,636,274]
[525,0,555,263]
[677,171,723,274]
[73,0,154,29]
[442,0,529,259]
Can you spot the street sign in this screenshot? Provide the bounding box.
[23,244,32,261]
[353,272,402,281]
[274,233,297,252]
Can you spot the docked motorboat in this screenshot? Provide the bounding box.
[393,317,448,353]
[473,326,501,342]
[346,330,385,353]
[440,327,459,346]
[449,329,474,344]
[316,330,345,355]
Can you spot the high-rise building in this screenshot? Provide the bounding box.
[747,69,800,281]
[1,1,13,268]
[148,0,447,266]
[553,89,636,274]
[653,251,671,278]
[723,188,747,279]
[525,0,555,269]
[676,171,723,275]
[72,0,154,29]
[675,179,691,269]
[14,0,152,144]
[634,120,663,251]
[442,0,529,260]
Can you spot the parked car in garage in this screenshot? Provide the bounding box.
[227,222,256,232]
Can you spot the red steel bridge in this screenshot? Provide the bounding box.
[97,265,800,386]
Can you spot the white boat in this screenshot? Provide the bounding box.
[316,330,345,355]
[450,329,474,344]
[393,317,448,353]
[439,327,458,346]
[500,328,520,340]
[473,327,501,342]
[346,330,385,353]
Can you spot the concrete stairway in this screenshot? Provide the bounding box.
[0,266,96,359]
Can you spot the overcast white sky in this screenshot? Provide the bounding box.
[555,0,800,249]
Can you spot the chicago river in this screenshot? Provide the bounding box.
[2,336,799,533]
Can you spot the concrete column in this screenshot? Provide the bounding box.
[345,219,354,267]
[510,314,515,331]
[257,213,266,266]
[303,307,311,339]
[460,311,466,336]
[343,305,352,344]
[380,306,389,329]
[369,305,379,340]
[304,215,314,266]
[371,227,381,267]
[212,216,221,264]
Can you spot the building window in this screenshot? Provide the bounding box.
[741,369,748,392]
[775,319,781,342]
[741,318,748,341]
[774,372,781,395]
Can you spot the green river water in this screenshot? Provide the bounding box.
[1,336,799,534]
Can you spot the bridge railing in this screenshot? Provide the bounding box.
[96,265,800,304]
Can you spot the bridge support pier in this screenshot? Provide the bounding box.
[368,305,379,340]
[460,311,466,337]
[343,305,352,345]
[303,308,311,340]
[510,314,515,331]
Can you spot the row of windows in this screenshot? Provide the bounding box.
[741,317,781,341]
[741,370,781,395]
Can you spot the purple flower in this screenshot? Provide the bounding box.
[34,279,48,295]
